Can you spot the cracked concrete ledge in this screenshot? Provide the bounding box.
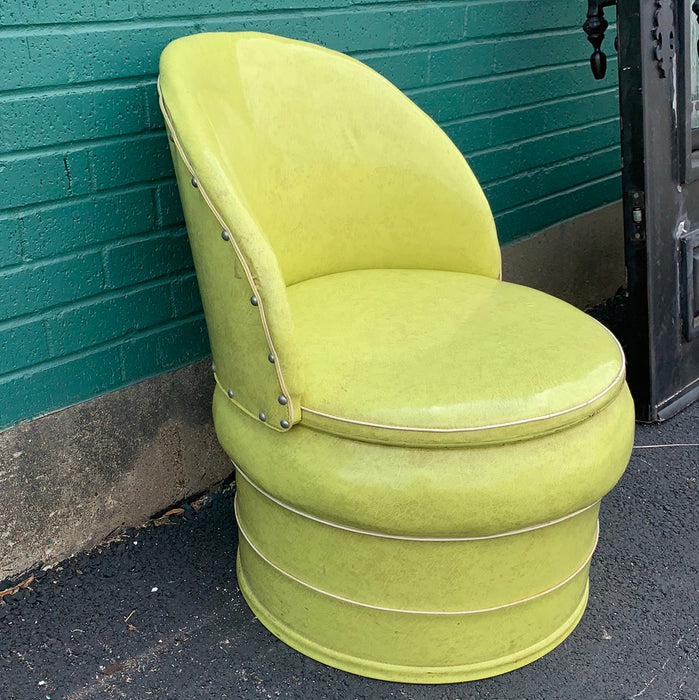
[0,359,232,582]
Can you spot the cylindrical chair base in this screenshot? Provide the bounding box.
[235,468,599,683]
[217,384,634,683]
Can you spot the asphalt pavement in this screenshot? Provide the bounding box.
[0,399,697,700]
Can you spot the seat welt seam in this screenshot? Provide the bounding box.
[300,358,626,436]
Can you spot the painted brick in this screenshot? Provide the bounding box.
[483,147,621,213]
[428,31,592,85]
[0,83,153,153]
[18,188,157,261]
[45,283,173,359]
[427,42,496,84]
[468,119,620,185]
[0,0,359,26]
[464,2,583,39]
[0,28,189,93]
[495,89,619,146]
[144,79,165,129]
[1,6,465,93]
[88,134,173,193]
[445,90,620,154]
[410,63,608,124]
[154,1,368,17]
[119,316,209,382]
[147,1,359,21]
[0,1,141,25]
[0,252,105,321]
[155,182,184,228]
[0,347,123,429]
[170,272,203,318]
[361,49,429,91]
[0,318,49,375]
[443,118,494,159]
[0,217,23,268]
[103,229,193,290]
[0,150,91,209]
[154,316,209,369]
[492,31,588,73]
[298,6,465,53]
[495,175,622,244]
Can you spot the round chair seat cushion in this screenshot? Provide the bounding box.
[286,269,626,447]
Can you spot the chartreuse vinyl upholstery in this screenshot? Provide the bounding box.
[158,32,634,683]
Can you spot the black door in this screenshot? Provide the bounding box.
[584,0,699,421]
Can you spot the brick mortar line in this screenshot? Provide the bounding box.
[0,129,167,162]
[0,179,176,221]
[0,2,465,36]
[406,59,615,96]
[438,86,619,127]
[354,26,594,59]
[467,120,621,160]
[0,225,187,275]
[493,172,621,219]
[0,76,157,101]
[0,313,207,384]
[0,277,178,331]
[486,145,622,184]
[0,272,197,336]
[483,152,621,196]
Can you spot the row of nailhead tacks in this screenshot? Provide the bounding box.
[190,174,291,431]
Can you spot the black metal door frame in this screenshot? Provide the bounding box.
[585,0,699,421]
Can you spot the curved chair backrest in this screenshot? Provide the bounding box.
[159,32,500,286]
[159,32,501,430]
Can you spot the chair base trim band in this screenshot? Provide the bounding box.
[235,494,599,616]
[237,559,590,683]
[234,464,600,542]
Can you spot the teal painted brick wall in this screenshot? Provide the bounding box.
[0,1,619,429]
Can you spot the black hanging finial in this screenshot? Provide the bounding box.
[583,1,617,80]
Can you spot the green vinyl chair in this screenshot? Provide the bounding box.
[158,32,635,683]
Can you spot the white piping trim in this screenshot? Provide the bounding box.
[236,496,599,616]
[235,465,600,542]
[212,373,287,427]
[300,335,625,435]
[158,82,296,426]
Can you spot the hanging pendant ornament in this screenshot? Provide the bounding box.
[582,0,618,80]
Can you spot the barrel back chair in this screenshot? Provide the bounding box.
[158,32,634,683]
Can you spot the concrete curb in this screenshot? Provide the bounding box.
[0,359,232,581]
